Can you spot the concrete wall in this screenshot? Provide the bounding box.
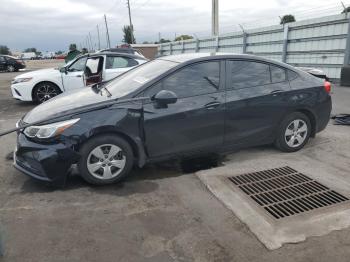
[158,14,350,80]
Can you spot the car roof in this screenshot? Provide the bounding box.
[157,52,297,71]
[91,51,146,60]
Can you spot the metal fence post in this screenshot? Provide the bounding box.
[196,38,199,52]
[242,32,247,54]
[182,40,185,53]
[158,44,162,56]
[170,42,173,55]
[343,15,350,65]
[282,25,289,63]
[215,36,219,52]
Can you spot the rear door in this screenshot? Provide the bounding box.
[224,60,290,147]
[103,55,139,81]
[142,61,225,158]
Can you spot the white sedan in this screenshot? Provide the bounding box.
[11,52,147,103]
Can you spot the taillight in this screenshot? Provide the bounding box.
[324,81,331,93]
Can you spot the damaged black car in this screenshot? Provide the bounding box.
[13,53,332,185]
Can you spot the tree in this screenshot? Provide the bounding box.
[56,51,63,55]
[155,38,171,44]
[342,7,350,13]
[174,35,193,41]
[24,47,37,53]
[280,15,296,24]
[69,43,77,51]
[0,45,10,55]
[122,25,136,44]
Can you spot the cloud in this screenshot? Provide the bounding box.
[0,0,344,52]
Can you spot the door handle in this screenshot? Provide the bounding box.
[204,101,221,109]
[270,90,283,96]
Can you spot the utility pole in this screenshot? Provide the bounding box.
[96,24,101,50]
[126,0,135,43]
[212,0,219,36]
[88,32,93,52]
[104,14,111,48]
[158,32,161,43]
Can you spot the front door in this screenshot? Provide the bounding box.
[142,61,225,158]
[62,56,87,91]
[224,60,291,146]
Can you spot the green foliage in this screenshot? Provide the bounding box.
[122,25,136,44]
[56,51,63,55]
[280,15,296,24]
[174,35,193,41]
[342,7,350,13]
[24,47,37,53]
[155,38,171,44]
[69,43,77,51]
[0,45,10,55]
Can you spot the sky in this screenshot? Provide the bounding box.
[0,0,348,52]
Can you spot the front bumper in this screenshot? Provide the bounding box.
[11,82,34,101]
[14,133,80,185]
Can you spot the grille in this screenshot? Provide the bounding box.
[229,166,349,219]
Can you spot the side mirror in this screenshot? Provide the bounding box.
[59,67,67,74]
[153,90,177,108]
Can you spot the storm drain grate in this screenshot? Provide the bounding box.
[228,166,349,219]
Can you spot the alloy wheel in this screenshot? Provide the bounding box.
[87,144,126,180]
[7,65,15,72]
[284,119,308,148]
[36,84,59,102]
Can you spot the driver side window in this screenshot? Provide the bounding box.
[68,57,87,72]
[144,61,220,98]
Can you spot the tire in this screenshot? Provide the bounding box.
[78,135,134,185]
[275,112,311,152]
[33,82,61,103]
[7,65,15,72]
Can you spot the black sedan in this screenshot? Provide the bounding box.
[0,55,25,72]
[13,53,332,185]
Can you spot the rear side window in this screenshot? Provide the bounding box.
[270,65,286,83]
[287,70,298,80]
[145,61,220,98]
[0,56,5,62]
[229,61,271,89]
[106,56,138,69]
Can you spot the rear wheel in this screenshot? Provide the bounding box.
[275,112,311,152]
[78,135,134,185]
[33,82,61,103]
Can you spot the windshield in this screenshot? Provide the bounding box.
[105,59,179,98]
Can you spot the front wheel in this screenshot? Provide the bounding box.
[275,112,311,152]
[7,65,15,72]
[78,135,134,185]
[33,82,61,103]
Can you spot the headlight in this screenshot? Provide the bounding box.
[11,77,33,84]
[24,118,80,139]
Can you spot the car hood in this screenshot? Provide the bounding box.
[14,68,60,79]
[23,87,111,123]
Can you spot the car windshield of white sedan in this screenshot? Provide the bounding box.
[105,59,178,97]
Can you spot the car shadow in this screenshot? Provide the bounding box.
[18,154,226,195]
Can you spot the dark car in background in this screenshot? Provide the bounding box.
[14,53,332,186]
[0,55,25,72]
